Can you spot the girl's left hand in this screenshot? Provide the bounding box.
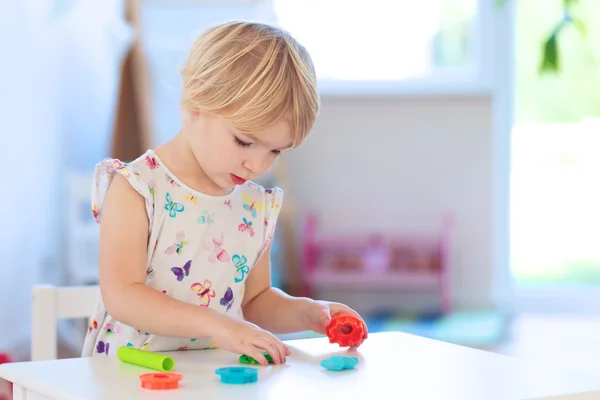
[302,299,368,346]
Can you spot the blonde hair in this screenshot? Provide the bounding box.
[180,21,320,147]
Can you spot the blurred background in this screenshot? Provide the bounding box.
[1,0,599,375]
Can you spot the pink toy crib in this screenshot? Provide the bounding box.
[299,212,455,315]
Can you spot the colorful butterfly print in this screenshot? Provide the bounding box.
[141,341,149,350]
[263,236,273,250]
[220,287,234,311]
[185,194,199,204]
[112,160,131,177]
[145,155,160,169]
[191,280,216,307]
[190,338,197,342]
[92,204,100,224]
[88,319,98,335]
[165,231,188,255]
[197,210,215,225]
[171,260,191,282]
[224,200,232,209]
[257,236,272,260]
[148,180,156,196]
[165,173,180,187]
[248,181,261,191]
[137,330,150,336]
[161,289,167,294]
[101,164,112,177]
[165,192,185,218]
[178,346,189,351]
[203,233,230,263]
[266,188,281,209]
[238,217,255,237]
[113,160,125,169]
[264,216,268,227]
[126,342,134,347]
[96,340,109,355]
[233,254,250,283]
[146,267,155,279]
[104,323,120,336]
[241,193,265,218]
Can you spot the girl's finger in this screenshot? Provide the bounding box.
[262,333,287,364]
[253,336,282,364]
[243,345,269,366]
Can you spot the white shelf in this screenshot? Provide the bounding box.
[307,269,439,289]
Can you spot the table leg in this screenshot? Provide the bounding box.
[11,385,52,400]
[11,385,24,400]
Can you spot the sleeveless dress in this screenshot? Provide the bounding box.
[81,149,283,357]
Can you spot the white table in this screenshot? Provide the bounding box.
[1,332,600,400]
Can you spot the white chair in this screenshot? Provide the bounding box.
[65,171,101,286]
[31,284,101,361]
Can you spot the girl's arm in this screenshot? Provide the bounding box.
[242,245,369,339]
[241,246,313,334]
[98,174,220,338]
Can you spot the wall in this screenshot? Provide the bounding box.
[0,1,135,356]
[286,96,494,310]
[139,4,501,312]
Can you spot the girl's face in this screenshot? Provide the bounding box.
[184,111,294,194]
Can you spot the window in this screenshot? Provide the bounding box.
[273,0,481,86]
[511,0,600,287]
[141,0,488,133]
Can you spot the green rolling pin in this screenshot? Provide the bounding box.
[117,346,175,371]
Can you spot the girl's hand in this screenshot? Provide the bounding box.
[210,313,290,365]
[302,299,369,346]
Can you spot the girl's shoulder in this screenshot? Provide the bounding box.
[91,150,160,225]
[236,180,284,212]
[231,181,284,244]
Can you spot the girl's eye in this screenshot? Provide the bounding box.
[234,137,251,148]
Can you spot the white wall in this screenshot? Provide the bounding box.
[139,4,505,312]
[286,96,494,310]
[0,1,132,357]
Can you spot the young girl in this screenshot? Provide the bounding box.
[82,20,367,365]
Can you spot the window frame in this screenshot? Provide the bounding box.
[142,0,496,97]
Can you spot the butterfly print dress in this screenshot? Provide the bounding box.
[81,149,282,357]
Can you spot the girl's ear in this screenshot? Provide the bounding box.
[187,108,200,119]
[181,107,200,127]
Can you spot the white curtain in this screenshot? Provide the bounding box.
[0,0,132,359]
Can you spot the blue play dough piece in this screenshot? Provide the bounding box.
[215,367,258,384]
[320,356,359,371]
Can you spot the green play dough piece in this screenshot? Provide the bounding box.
[117,346,175,371]
[239,352,274,365]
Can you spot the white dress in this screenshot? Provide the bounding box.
[81,149,283,356]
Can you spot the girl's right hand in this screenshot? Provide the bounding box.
[210,313,290,365]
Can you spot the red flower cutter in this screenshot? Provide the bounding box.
[139,372,182,390]
[326,314,367,347]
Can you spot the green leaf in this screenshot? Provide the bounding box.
[540,31,559,73]
[570,17,587,36]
